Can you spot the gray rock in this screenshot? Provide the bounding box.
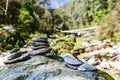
[0,56,114,80]
[32,36,48,41]
[33,42,50,47]
[32,46,48,50]
[7,51,28,60]
[27,41,35,46]
[63,54,84,65]
[46,55,64,62]
[43,52,54,57]
[9,48,20,54]
[32,38,48,43]
[4,53,30,64]
[78,63,97,71]
[29,48,51,56]
[65,62,80,70]
[7,51,22,60]
[3,25,15,32]
[38,36,48,40]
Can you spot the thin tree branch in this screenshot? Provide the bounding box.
[0,0,9,15]
[0,6,5,12]
[5,0,9,15]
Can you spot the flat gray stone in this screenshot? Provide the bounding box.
[63,54,84,65]
[33,42,49,47]
[32,46,48,50]
[65,62,80,70]
[78,63,97,71]
[32,36,48,41]
[7,51,22,60]
[32,38,48,43]
[29,48,51,56]
[9,48,20,54]
[4,53,30,64]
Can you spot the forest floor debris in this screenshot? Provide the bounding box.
[70,39,120,80]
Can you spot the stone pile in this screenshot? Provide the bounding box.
[28,36,52,56]
[3,36,97,71]
[0,56,113,80]
[4,36,53,64]
[63,54,97,71]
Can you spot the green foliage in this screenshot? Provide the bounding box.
[98,2,120,41]
[0,1,38,50]
[51,38,74,55]
[92,9,107,25]
[95,70,114,80]
[17,8,34,33]
[54,0,115,29]
[31,0,115,31]
[0,0,116,50]
[25,0,115,32]
[74,38,83,46]
[33,0,115,34]
[0,0,21,25]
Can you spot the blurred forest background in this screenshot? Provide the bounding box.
[0,0,119,50]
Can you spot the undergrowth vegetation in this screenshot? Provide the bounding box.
[0,0,38,50]
[51,39,74,55]
[0,0,117,50]
[55,0,115,29]
[98,2,120,41]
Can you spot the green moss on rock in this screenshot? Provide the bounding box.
[51,39,74,55]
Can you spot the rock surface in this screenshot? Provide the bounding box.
[0,55,114,80]
[63,54,84,66]
[78,63,97,71]
[65,62,80,70]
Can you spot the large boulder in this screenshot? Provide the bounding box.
[0,55,114,80]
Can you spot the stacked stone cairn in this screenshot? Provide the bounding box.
[3,36,97,71]
[28,36,52,56]
[4,36,52,64]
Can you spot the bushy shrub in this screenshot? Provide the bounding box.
[51,38,74,55]
[0,1,38,50]
[98,2,120,41]
[31,0,115,30]
[54,0,115,29]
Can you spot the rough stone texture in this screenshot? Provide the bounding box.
[0,56,114,80]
